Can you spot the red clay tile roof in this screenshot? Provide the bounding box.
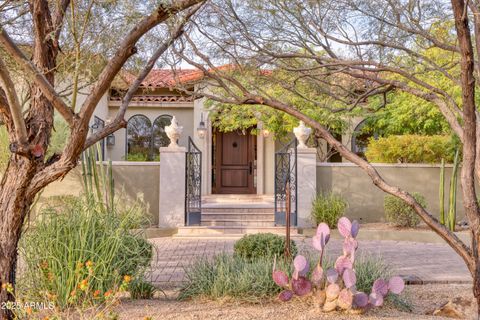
[109,95,194,103]
[122,69,203,88]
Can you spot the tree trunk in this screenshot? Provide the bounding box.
[0,160,36,320]
[0,241,19,320]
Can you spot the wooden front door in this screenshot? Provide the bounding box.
[214,130,256,194]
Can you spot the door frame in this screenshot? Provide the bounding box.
[213,129,257,194]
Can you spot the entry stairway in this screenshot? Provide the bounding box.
[175,194,299,237]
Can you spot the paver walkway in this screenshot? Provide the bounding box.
[145,237,471,288]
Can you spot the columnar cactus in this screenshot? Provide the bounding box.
[272,216,405,313]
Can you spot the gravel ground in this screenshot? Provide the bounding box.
[113,284,476,320]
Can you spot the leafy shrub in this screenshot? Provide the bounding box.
[365,135,456,163]
[384,193,426,227]
[233,233,297,260]
[129,279,157,299]
[179,254,291,302]
[311,192,348,228]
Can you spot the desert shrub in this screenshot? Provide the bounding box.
[129,279,157,300]
[311,192,348,228]
[365,135,456,163]
[233,233,297,260]
[384,192,426,227]
[179,251,410,310]
[19,196,153,309]
[19,145,152,311]
[179,254,291,301]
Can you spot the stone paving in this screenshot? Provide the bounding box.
[145,237,471,288]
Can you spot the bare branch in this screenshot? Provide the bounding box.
[78,0,204,125]
[83,3,203,149]
[0,56,27,143]
[0,29,75,125]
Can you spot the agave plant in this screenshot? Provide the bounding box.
[272,217,405,313]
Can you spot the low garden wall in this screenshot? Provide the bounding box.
[41,162,160,225]
[316,163,464,223]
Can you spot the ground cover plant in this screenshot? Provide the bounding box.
[234,233,297,260]
[311,192,348,228]
[272,217,405,313]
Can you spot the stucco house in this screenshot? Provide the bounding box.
[89,69,368,190]
[40,69,462,234]
[77,69,377,234]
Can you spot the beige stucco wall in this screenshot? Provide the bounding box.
[316,163,464,223]
[41,162,160,225]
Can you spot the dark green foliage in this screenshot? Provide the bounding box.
[233,233,297,260]
[384,192,426,227]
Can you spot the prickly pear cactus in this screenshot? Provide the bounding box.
[272,216,405,314]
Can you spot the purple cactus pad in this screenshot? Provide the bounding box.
[293,255,308,272]
[335,255,353,274]
[388,276,405,294]
[372,279,389,297]
[272,270,289,287]
[292,276,312,296]
[351,220,360,238]
[278,290,294,302]
[342,268,357,288]
[311,265,324,286]
[326,268,338,283]
[353,292,369,308]
[369,292,384,307]
[338,217,352,238]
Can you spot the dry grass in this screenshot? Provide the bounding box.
[110,283,476,320]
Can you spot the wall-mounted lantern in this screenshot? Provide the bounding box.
[262,129,270,138]
[197,113,207,139]
[106,134,115,146]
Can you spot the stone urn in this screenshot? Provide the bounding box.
[293,121,311,148]
[165,116,183,148]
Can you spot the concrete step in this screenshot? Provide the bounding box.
[202,207,274,213]
[202,194,274,204]
[175,226,299,237]
[200,219,274,227]
[202,213,274,221]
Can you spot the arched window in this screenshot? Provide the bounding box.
[152,115,173,160]
[125,114,173,161]
[126,115,153,161]
[351,120,375,159]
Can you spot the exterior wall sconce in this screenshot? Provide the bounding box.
[197,113,207,139]
[106,134,115,146]
[262,129,270,138]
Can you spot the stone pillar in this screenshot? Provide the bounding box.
[296,147,317,228]
[159,117,186,228]
[159,147,186,228]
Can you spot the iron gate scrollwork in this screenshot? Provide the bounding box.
[185,137,202,226]
[274,139,298,226]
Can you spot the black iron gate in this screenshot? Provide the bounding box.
[274,139,298,226]
[185,137,202,226]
